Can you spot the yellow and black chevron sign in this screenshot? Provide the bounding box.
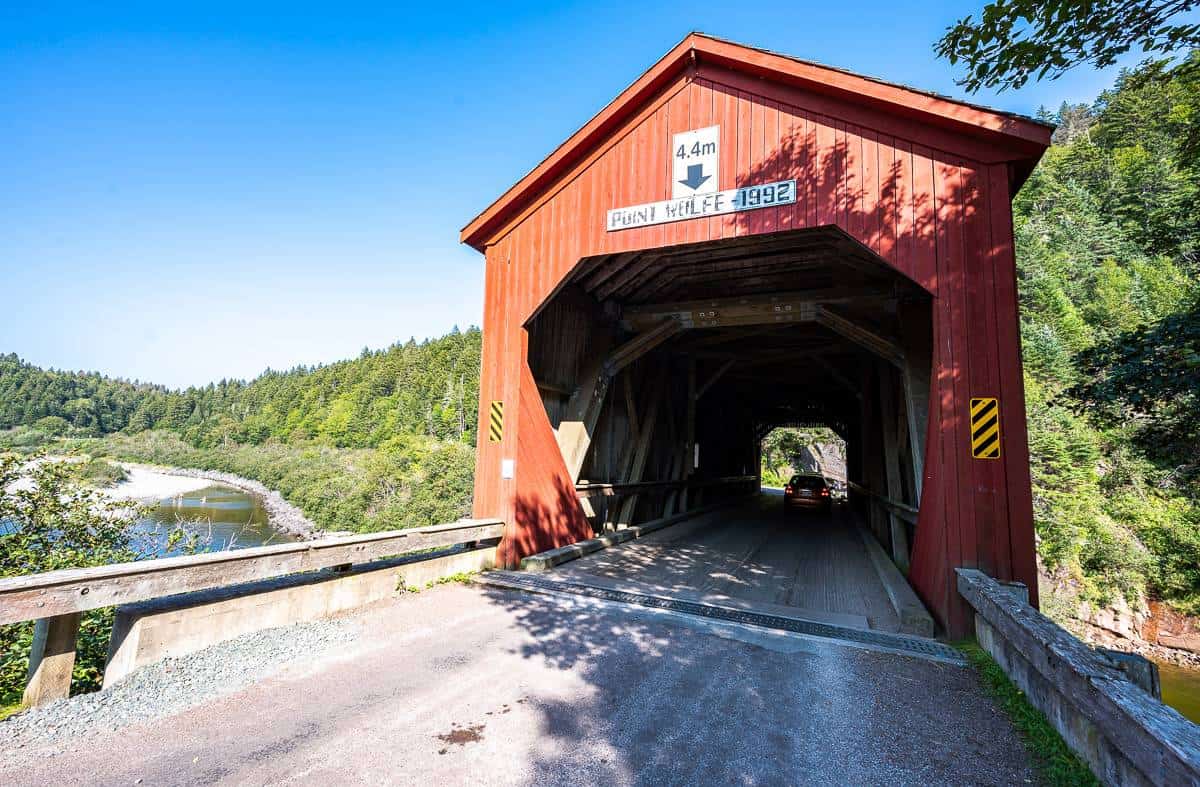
[970,397,1001,459]
[488,400,504,443]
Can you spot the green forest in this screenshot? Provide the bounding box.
[1017,56,1200,617]
[2,58,1199,624]
[0,328,481,532]
[0,327,480,446]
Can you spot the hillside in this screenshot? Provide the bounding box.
[0,354,165,435]
[1016,56,1200,625]
[0,330,482,533]
[1,328,480,448]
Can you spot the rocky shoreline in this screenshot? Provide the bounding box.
[1040,567,1200,668]
[119,463,321,540]
[1078,619,1200,668]
[1075,599,1200,668]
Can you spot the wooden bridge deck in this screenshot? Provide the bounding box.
[552,493,909,633]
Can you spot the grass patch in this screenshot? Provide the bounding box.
[0,702,24,722]
[397,570,479,594]
[425,571,478,589]
[957,642,1098,787]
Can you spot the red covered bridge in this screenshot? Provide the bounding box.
[462,33,1051,636]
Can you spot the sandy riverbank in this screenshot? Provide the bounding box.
[110,462,320,540]
[102,464,214,502]
[8,457,322,541]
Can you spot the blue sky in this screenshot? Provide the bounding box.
[0,2,1162,388]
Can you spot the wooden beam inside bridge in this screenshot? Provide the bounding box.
[879,364,911,572]
[623,288,893,332]
[557,319,682,483]
[613,368,668,529]
[814,306,905,368]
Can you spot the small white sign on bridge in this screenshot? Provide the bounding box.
[672,125,720,199]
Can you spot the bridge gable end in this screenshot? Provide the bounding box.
[462,32,1051,259]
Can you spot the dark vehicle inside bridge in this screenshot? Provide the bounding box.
[784,473,832,513]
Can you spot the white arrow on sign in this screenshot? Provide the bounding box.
[672,126,719,200]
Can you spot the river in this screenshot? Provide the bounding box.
[1158,661,1200,725]
[131,484,299,556]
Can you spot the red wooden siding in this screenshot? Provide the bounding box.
[469,53,1044,632]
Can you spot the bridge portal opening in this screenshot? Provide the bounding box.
[759,426,846,491]
[524,226,931,624]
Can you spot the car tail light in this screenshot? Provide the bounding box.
[820,488,830,497]
[785,486,794,496]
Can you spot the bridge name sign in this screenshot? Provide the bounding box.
[607,179,797,232]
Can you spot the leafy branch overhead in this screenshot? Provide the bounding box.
[937,0,1200,91]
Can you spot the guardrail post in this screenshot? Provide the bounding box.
[24,612,81,707]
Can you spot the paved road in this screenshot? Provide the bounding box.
[1,583,1039,786]
[560,495,904,631]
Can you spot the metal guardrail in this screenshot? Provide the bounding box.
[2,518,504,707]
[0,518,504,625]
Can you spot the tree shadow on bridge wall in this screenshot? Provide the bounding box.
[724,116,992,601]
[509,474,594,560]
[727,112,945,287]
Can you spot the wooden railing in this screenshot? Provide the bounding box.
[575,475,758,530]
[574,474,758,498]
[846,480,918,524]
[1,518,503,707]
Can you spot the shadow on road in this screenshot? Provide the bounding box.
[473,488,1038,785]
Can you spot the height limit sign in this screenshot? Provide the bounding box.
[672,126,719,199]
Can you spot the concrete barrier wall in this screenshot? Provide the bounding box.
[957,568,1200,786]
[105,546,496,687]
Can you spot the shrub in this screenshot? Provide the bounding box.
[33,416,69,436]
[76,458,128,488]
[0,454,143,703]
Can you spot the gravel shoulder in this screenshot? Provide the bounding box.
[0,615,360,766]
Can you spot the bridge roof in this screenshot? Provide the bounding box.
[461,32,1053,251]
